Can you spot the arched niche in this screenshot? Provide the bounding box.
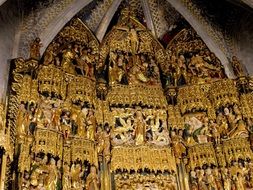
[99,10,167,87]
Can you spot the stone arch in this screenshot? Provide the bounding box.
[13,0,93,59]
[13,0,234,78]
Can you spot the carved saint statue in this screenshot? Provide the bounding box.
[61,45,76,75]
[17,103,29,137]
[70,164,83,189]
[86,110,97,141]
[109,51,127,85]
[115,24,143,54]
[77,108,88,137]
[62,164,71,190]
[30,37,42,60]
[43,47,55,65]
[231,56,244,77]
[85,166,99,190]
[44,158,58,190]
[96,125,111,162]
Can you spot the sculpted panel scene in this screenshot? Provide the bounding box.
[0,6,253,190]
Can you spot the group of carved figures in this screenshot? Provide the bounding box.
[16,95,172,148]
[166,49,225,86]
[16,95,111,190]
[16,96,97,141]
[41,42,97,78]
[115,173,177,190]
[21,154,99,190]
[14,23,249,189]
[189,160,253,190]
[15,94,253,190]
[111,109,170,147]
[109,51,160,86]
[170,104,251,160]
[30,32,244,90]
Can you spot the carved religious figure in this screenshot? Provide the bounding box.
[115,24,143,54]
[44,158,58,190]
[108,51,127,85]
[62,164,71,190]
[30,37,42,60]
[77,108,88,137]
[85,166,99,190]
[70,163,83,189]
[231,56,244,77]
[61,45,76,75]
[86,110,97,141]
[134,110,146,145]
[16,103,29,137]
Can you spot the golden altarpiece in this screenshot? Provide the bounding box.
[0,8,253,190]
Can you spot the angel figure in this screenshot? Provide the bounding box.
[152,128,170,146]
[115,117,133,133]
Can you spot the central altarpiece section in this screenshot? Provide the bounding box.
[3,8,253,190]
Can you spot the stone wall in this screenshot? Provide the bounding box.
[0,1,19,99]
[236,13,253,75]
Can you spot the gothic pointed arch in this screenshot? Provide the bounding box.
[36,18,100,106]
[164,28,227,87]
[3,3,253,190]
[99,9,167,76]
[98,9,168,108]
